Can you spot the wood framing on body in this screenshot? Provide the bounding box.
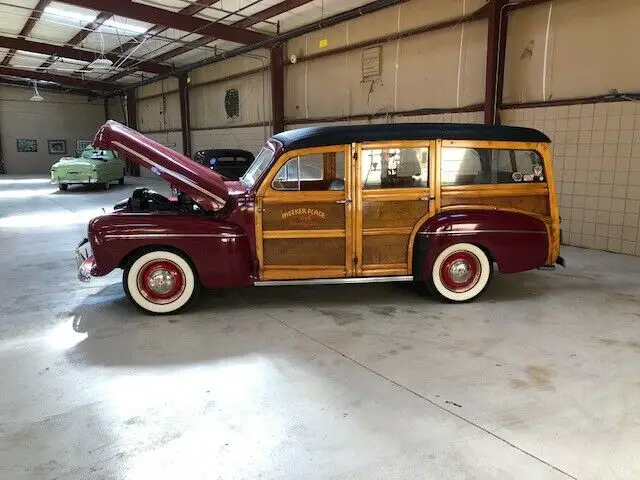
[254,138,559,281]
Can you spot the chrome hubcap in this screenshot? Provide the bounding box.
[449,260,472,284]
[147,269,176,294]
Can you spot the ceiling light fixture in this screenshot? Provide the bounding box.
[87,58,114,70]
[30,81,44,102]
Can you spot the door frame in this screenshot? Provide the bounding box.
[255,144,353,281]
[353,140,437,277]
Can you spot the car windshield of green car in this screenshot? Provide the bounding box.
[81,146,116,161]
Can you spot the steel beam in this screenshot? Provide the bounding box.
[1,0,51,66]
[111,0,221,59]
[125,88,140,176]
[0,66,115,91]
[0,77,97,96]
[0,35,171,75]
[234,0,315,29]
[270,44,285,134]
[108,0,314,82]
[178,74,192,158]
[484,0,508,124]
[59,0,269,44]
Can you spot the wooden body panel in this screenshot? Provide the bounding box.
[249,137,559,283]
[257,145,352,280]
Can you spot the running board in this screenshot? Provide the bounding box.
[254,276,414,287]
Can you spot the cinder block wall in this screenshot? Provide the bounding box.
[503,102,640,256]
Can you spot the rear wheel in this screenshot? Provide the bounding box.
[427,243,492,302]
[123,249,200,314]
[58,184,68,191]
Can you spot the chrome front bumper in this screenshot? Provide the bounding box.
[76,238,95,282]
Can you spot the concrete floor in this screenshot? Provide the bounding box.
[0,175,639,480]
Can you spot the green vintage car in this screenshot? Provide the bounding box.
[50,146,125,191]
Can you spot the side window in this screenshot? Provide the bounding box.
[272,151,345,191]
[441,147,545,185]
[362,147,429,189]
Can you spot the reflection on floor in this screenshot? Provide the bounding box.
[1,175,639,479]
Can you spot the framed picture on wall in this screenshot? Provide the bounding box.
[48,139,67,155]
[76,140,91,154]
[17,139,37,152]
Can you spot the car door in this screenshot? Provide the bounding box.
[256,145,353,281]
[353,140,435,277]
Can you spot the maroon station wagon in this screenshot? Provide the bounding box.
[75,120,564,314]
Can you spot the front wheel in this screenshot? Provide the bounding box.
[123,249,200,314]
[427,243,492,303]
[58,184,68,191]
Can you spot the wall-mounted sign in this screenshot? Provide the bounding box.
[319,39,328,48]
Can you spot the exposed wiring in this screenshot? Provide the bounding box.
[393,4,401,112]
[542,2,553,101]
[456,0,466,108]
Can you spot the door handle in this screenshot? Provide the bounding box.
[420,196,436,201]
[336,198,352,205]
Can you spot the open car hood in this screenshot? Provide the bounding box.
[92,121,228,210]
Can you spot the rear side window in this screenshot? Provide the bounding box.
[441,147,544,186]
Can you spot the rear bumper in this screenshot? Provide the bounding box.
[55,178,99,184]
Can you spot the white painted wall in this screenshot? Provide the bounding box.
[0,85,118,174]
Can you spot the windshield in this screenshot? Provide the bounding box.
[82,146,115,161]
[240,146,275,187]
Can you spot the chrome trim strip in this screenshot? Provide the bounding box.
[103,233,243,239]
[419,230,546,236]
[112,141,226,208]
[255,276,414,287]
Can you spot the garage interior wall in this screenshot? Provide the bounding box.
[0,85,121,174]
[133,0,640,256]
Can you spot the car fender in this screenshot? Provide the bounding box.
[413,209,549,279]
[89,213,254,288]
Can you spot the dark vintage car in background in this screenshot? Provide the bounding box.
[76,120,564,314]
[193,148,255,180]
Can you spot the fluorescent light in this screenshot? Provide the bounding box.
[44,6,147,34]
[87,58,114,70]
[104,19,148,34]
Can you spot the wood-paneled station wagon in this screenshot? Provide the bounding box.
[76,120,564,314]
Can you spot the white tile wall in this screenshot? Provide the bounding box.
[502,101,640,256]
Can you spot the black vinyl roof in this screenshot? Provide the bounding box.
[272,123,550,151]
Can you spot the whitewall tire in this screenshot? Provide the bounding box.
[124,250,199,314]
[429,243,492,302]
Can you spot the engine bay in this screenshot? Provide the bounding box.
[113,187,202,214]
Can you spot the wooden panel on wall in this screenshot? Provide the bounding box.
[440,194,550,216]
[264,238,345,265]
[362,234,409,265]
[362,200,428,229]
[262,203,345,230]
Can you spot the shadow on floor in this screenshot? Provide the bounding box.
[51,183,128,195]
[65,269,608,368]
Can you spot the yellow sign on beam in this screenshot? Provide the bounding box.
[319,39,328,48]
